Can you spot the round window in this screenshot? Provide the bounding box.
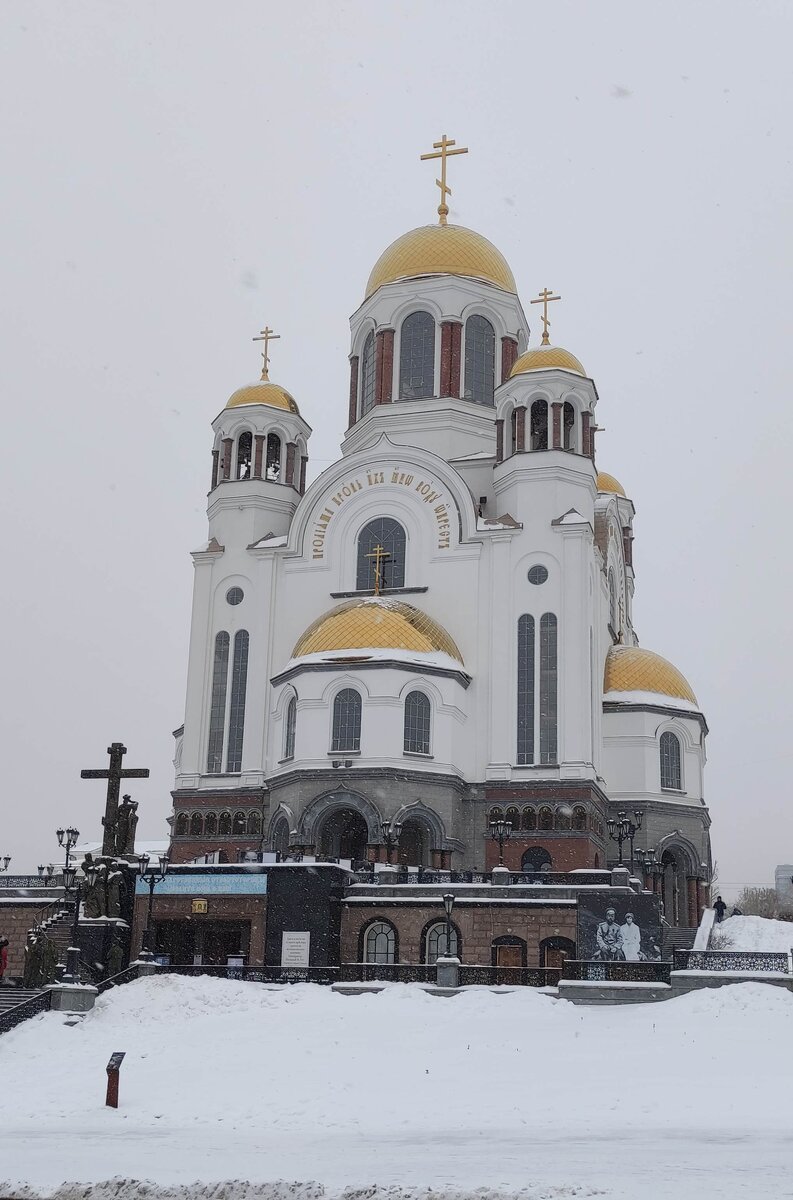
[226,587,244,606]
[528,565,548,586]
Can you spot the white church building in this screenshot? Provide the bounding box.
[169,158,711,930]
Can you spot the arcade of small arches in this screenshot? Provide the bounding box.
[487,804,604,838]
[211,426,308,493]
[269,799,453,869]
[497,394,594,463]
[174,809,263,839]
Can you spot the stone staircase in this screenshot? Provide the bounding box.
[38,904,96,982]
[662,925,697,961]
[0,986,44,1013]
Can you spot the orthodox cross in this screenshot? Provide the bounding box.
[81,742,150,857]
[366,543,391,596]
[420,134,468,226]
[253,325,279,381]
[530,288,561,346]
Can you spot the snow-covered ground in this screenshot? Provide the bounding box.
[713,914,793,952]
[1,976,792,1200]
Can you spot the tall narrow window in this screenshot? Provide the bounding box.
[265,433,281,481]
[356,517,406,591]
[464,315,495,405]
[563,402,576,451]
[539,613,558,764]
[360,331,376,416]
[364,920,396,964]
[660,731,682,790]
[404,691,431,755]
[236,431,253,479]
[225,630,249,772]
[608,568,618,632]
[425,922,458,963]
[332,688,362,752]
[517,614,535,764]
[530,399,548,450]
[399,311,435,400]
[206,632,230,774]
[284,695,297,760]
[509,408,518,456]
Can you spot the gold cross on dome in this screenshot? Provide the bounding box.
[365,543,391,596]
[530,288,561,346]
[420,134,469,226]
[253,325,280,381]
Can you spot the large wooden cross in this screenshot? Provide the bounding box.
[81,742,150,857]
[420,134,468,226]
[530,287,561,346]
[365,543,391,596]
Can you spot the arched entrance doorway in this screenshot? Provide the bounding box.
[521,846,553,873]
[318,808,369,861]
[661,849,689,926]
[397,820,429,868]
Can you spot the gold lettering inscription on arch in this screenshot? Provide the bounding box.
[310,466,452,559]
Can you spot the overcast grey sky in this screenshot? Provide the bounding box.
[1,1,791,895]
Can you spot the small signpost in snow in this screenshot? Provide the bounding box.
[105,1051,126,1108]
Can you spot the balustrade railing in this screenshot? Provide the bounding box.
[457,965,561,987]
[562,960,671,984]
[337,962,435,984]
[673,949,790,974]
[355,869,611,887]
[0,875,63,889]
[0,990,52,1037]
[96,963,143,994]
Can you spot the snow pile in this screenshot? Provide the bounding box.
[1,976,791,1199]
[714,914,793,952]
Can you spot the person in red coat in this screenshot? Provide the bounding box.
[0,936,9,983]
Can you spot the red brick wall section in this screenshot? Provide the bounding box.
[552,402,562,449]
[340,902,577,967]
[515,406,526,452]
[253,435,265,480]
[221,438,233,480]
[285,442,296,488]
[0,900,61,978]
[132,895,267,965]
[440,322,453,395]
[449,321,462,398]
[380,330,394,404]
[348,355,359,427]
[581,412,591,459]
[210,449,219,491]
[495,419,504,463]
[500,336,518,383]
[484,836,599,872]
[170,839,262,865]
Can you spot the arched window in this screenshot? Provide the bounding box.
[356,517,406,591]
[236,431,253,479]
[554,806,571,831]
[522,846,553,872]
[272,816,290,859]
[399,311,435,400]
[360,331,376,417]
[190,812,203,836]
[488,807,504,825]
[175,813,188,836]
[538,806,553,831]
[530,399,548,450]
[218,812,232,835]
[225,630,249,773]
[505,807,520,832]
[404,690,431,755]
[464,315,495,405]
[522,807,537,831]
[232,811,246,835]
[517,614,535,765]
[539,613,558,764]
[364,920,396,964]
[573,806,587,832]
[425,921,459,964]
[608,568,618,633]
[331,688,362,753]
[247,811,262,836]
[284,695,297,761]
[563,402,576,451]
[660,731,682,790]
[206,631,230,774]
[265,433,281,481]
[204,812,217,836]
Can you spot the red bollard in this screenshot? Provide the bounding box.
[105,1051,126,1108]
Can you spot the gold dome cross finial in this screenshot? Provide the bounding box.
[420,133,468,226]
[530,288,561,346]
[253,325,280,381]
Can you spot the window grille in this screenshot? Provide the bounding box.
[284,696,297,760]
[225,630,249,773]
[206,632,230,773]
[530,399,548,450]
[332,688,362,752]
[425,922,458,964]
[660,731,682,790]
[517,615,535,764]
[404,690,431,755]
[365,921,396,963]
[463,315,495,405]
[399,311,435,399]
[360,331,376,415]
[356,517,406,590]
[265,433,281,481]
[236,432,253,478]
[539,613,558,764]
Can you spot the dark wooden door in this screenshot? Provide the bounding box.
[496,944,522,968]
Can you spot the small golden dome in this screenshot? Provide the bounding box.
[604,646,698,706]
[226,381,300,414]
[293,598,463,663]
[365,224,515,299]
[510,345,587,378]
[597,471,626,497]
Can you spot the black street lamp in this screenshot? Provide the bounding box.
[56,826,80,877]
[442,892,456,959]
[489,816,513,868]
[138,852,170,959]
[380,820,403,865]
[0,855,10,873]
[606,810,643,871]
[38,863,55,885]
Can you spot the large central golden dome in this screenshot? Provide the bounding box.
[293,598,463,663]
[365,224,516,299]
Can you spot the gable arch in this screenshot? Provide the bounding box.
[657,832,701,876]
[391,799,447,850]
[299,788,383,844]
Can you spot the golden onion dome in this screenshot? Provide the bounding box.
[365,224,516,299]
[510,345,587,378]
[225,380,300,414]
[596,471,626,497]
[604,646,698,706]
[293,598,463,663]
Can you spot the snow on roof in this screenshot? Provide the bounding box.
[603,689,701,713]
[281,646,467,674]
[250,533,289,548]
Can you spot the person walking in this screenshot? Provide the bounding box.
[0,936,9,984]
[713,895,727,923]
